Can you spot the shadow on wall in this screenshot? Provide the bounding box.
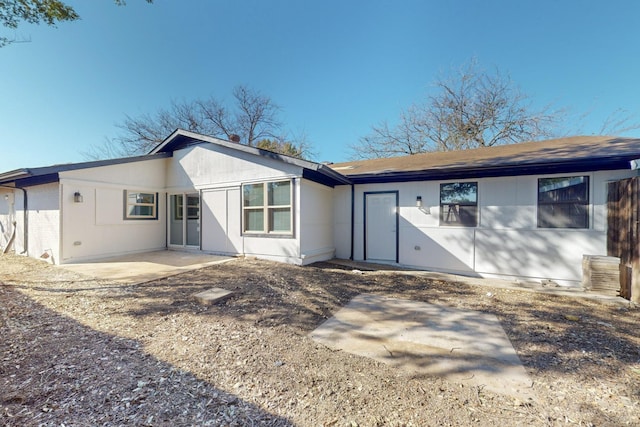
[398,205,597,283]
[400,227,480,277]
[471,229,601,283]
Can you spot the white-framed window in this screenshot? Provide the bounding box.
[124,190,157,220]
[537,176,589,228]
[440,182,478,227]
[242,179,292,235]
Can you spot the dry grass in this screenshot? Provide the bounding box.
[1,254,639,426]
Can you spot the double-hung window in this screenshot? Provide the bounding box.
[242,180,292,235]
[440,182,478,227]
[124,191,157,220]
[537,176,589,228]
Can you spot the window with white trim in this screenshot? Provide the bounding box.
[537,176,589,228]
[440,182,478,227]
[242,180,292,234]
[124,191,157,220]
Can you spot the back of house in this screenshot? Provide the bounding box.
[2,132,639,297]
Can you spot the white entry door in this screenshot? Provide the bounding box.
[365,192,398,262]
[201,188,242,254]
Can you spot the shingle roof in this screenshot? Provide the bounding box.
[330,136,640,183]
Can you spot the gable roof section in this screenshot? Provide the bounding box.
[330,136,640,183]
[4,134,637,189]
[152,129,351,187]
[0,153,171,187]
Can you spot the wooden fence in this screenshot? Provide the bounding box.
[607,177,639,302]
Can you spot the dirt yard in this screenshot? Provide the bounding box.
[1,254,639,426]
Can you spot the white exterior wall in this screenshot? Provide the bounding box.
[0,184,61,261]
[332,185,352,259]
[299,179,335,264]
[167,144,309,264]
[7,190,26,256]
[167,145,302,191]
[0,189,15,251]
[27,183,60,262]
[58,158,167,263]
[336,169,635,285]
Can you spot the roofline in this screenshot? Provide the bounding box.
[0,169,30,183]
[0,153,171,186]
[151,129,352,186]
[345,156,634,184]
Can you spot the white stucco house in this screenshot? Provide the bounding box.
[1,130,639,287]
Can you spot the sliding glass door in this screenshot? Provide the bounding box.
[169,193,200,248]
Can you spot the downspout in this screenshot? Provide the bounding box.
[350,183,354,260]
[0,185,27,255]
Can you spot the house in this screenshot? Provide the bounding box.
[1,130,639,289]
[330,136,640,287]
[0,130,349,267]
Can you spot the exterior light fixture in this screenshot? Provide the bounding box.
[417,196,431,214]
[74,191,83,203]
[3,194,8,201]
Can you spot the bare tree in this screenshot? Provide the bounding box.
[194,86,282,146]
[351,60,561,159]
[84,85,313,159]
[597,108,640,135]
[255,130,317,160]
[232,85,281,145]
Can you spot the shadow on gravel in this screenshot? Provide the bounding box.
[0,285,293,427]
[3,257,639,426]
[11,257,640,389]
[484,292,640,378]
[117,259,640,383]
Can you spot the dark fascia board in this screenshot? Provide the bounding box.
[14,173,60,187]
[0,169,30,182]
[0,153,171,187]
[152,129,352,187]
[346,157,634,184]
[302,168,347,187]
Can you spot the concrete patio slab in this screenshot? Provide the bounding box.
[59,250,234,284]
[311,293,535,400]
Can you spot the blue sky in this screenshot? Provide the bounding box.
[1,0,639,172]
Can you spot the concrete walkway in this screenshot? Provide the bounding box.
[311,293,535,400]
[59,250,234,284]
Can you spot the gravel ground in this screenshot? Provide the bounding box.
[1,253,639,426]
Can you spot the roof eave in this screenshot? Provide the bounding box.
[345,157,634,184]
[0,169,30,184]
[0,153,171,187]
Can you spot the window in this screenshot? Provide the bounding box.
[173,194,200,220]
[440,182,478,227]
[538,176,589,228]
[124,191,157,220]
[242,180,292,234]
